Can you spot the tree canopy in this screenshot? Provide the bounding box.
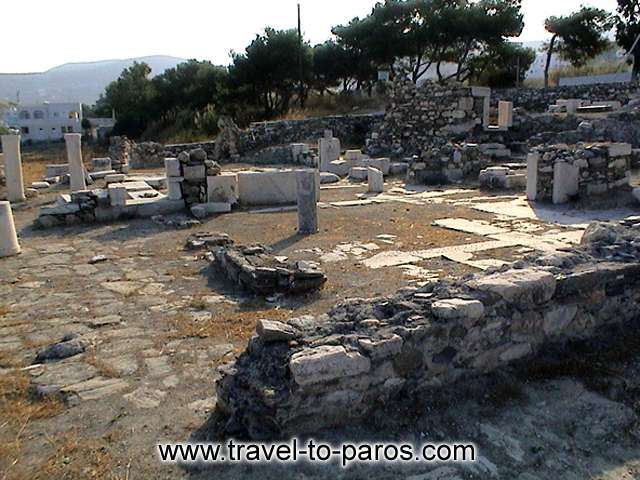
[543,7,613,87]
[616,0,640,78]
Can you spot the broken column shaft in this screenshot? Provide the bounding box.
[0,201,21,257]
[1,134,26,202]
[296,169,318,235]
[65,133,87,192]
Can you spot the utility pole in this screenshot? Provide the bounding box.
[298,3,305,109]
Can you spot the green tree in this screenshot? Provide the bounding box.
[229,28,313,118]
[616,0,640,79]
[95,62,155,137]
[543,7,613,88]
[312,40,353,94]
[471,42,535,87]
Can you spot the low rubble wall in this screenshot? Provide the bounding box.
[215,219,640,439]
[494,82,640,112]
[164,114,382,163]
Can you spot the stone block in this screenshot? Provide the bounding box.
[183,164,206,181]
[365,157,390,175]
[608,143,632,158]
[108,185,128,207]
[432,298,485,321]
[345,150,363,161]
[498,101,513,128]
[92,158,112,171]
[472,268,556,306]
[105,174,126,184]
[543,305,578,336]
[505,174,526,189]
[46,164,69,177]
[328,160,350,177]
[349,167,369,181]
[167,178,183,200]
[207,173,238,204]
[320,172,340,184]
[237,170,318,206]
[164,158,181,177]
[390,162,408,175]
[319,137,341,171]
[552,161,579,205]
[367,167,384,193]
[31,181,50,189]
[358,335,403,360]
[257,319,296,343]
[296,169,318,234]
[289,345,370,386]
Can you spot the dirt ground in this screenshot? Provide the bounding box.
[1,168,640,479]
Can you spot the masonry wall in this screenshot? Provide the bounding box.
[494,82,640,112]
[164,114,382,163]
[532,143,632,202]
[366,79,488,158]
[215,220,640,439]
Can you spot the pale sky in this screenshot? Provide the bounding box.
[2,0,619,73]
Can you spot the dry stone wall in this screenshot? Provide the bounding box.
[494,82,640,112]
[215,219,640,439]
[366,79,488,158]
[531,143,632,202]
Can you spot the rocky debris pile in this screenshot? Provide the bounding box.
[408,143,491,184]
[531,142,632,202]
[366,77,488,158]
[175,148,222,206]
[130,141,168,169]
[213,116,241,161]
[580,218,640,260]
[108,136,132,173]
[185,231,233,250]
[151,215,201,230]
[214,219,640,439]
[34,190,100,228]
[214,244,327,295]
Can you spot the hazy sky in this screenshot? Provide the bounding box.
[2,0,619,73]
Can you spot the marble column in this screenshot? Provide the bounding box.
[296,169,318,235]
[1,134,26,202]
[0,201,21,257]
[65,133,87,192]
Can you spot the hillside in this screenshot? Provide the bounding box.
[0,55,186,105]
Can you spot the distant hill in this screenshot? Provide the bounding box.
[0,55,187,105]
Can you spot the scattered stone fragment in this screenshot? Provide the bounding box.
[35,336,88,363]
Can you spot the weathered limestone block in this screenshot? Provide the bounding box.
[256,319,297,343]
[319,137,341,172]
[92,158,112,171]
[498,101,514,128]
[432,298,485,321]
[367,167,384,193]
[552,161,579,204]
[349,167,369,181]
[472,268,556,306]
[237,170,298,205]
[183,164,206,181]
[526,152,539,201]
[289,345,371,386]
[207,173,239,205]
[164,158,181,177]
[108,185,128,207]
[358,335,403,360]
[46,164,70,177]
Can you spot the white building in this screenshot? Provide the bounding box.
[4,102,82,142]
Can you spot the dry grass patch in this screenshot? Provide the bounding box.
[0,370,65,479]
[85,350,119,379]
[35,432,117,480]
[0,304,11,317]
[168,306,292,341]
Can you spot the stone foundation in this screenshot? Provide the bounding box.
[407,143,491,184]
[527,142,632,203]
[214,219,640,439]
[214,244,327,294]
